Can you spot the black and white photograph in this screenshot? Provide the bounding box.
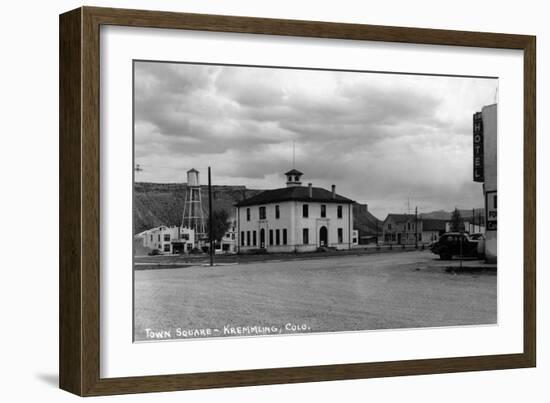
[1,0,544,400]
[132,61,498,342]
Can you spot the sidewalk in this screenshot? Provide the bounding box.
[445,259,497,272]
[135,243,432,265]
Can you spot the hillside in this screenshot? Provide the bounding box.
[134,182,382,235]
[134,182,263,233]
[419,208,485,222]
[353,203,382,238]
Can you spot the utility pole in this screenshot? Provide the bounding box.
[472,208,475,233]
[376,220,379,247]
[208,166,214,267]
[415,206,418,249]
[479,212,483,231]
[459,232,464,271]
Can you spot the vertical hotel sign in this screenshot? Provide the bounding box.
[473,112,484,182]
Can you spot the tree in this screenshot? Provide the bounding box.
[450,208,465,232]
[207,209,232,244]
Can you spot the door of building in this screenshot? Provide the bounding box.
[260,228,265,248]
[319,226,328,247]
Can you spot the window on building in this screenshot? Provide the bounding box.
[246,231,251,246]
[283,229,287,245]
[321,204,326,218]
[253,231,257,246]
[158,234,161,242]
[241,231,245,246]
[337,205,343,219]
[150,234,153,242]
[269,229,274,245]
[259,206,266,220]
[388,223,392,230]
[164,244,170,252]
[276,229,280,245]
[164,234,170,241]
[275,205,280,219]
[407,222,411,230]
[303,228,309,244]
[294,176,299,182]
[419,233,422,242]
[303,204,309,218]
[338,228,343,243]
[246,208,250,221]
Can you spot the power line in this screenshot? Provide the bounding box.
[135,163,212,171]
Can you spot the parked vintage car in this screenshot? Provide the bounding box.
[429,232,484,260]
[147,248,161,256]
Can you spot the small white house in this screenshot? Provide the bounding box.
[135,226,195,254]
[352,229,359,246]
[217,219,238,254]
[445,221,485,235]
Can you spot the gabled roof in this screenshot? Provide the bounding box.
[135,225,168,236]
[235,186,354,207]
[284,169,303,176]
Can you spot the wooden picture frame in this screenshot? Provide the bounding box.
[59,6,536,396]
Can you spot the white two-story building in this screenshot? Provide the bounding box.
[235,169,355,253]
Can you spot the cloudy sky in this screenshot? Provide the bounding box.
[134,61,497,220]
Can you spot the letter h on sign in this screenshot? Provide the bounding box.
[473,112,484,182]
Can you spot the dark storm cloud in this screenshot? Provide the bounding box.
[134,61,497,217]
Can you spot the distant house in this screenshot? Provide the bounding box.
[382,214,446,245]
[235,169,355,253]
[135,226,195,254]
[352,229,359,246]
[445,220,485,235]
[217,219,238,254]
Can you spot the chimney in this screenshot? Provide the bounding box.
[331,184,336,199]
[308,183,313,198]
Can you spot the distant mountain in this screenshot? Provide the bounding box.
[419,208,485,222]
[133,182,382,235]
